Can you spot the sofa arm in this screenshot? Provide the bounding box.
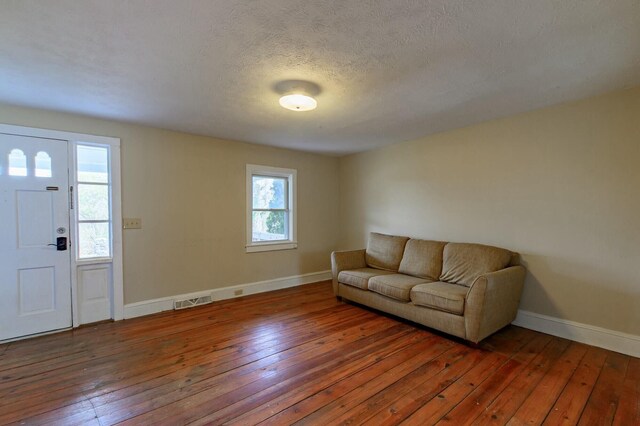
[330,249,366,294]
[464,266,526,343]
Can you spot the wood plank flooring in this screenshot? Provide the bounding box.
[0,280,637,425]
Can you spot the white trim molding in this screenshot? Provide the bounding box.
[124,270,331,319]
[513,309,640,358]
[245,164,297,253]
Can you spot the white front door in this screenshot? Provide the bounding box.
[0,133,72,341]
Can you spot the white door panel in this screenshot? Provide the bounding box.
[18,266,56,315]
[17,190,55,247]
[0,134,71,341]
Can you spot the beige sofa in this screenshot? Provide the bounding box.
[331,233,525,343]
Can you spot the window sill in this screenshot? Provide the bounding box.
[246,241,297,253]
[76,257,113,265]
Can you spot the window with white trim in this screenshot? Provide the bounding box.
[246,164,297,253]
[76,144,112,259]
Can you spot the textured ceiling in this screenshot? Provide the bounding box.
[1,1,639,155]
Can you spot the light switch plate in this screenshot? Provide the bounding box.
[123,218,142,229]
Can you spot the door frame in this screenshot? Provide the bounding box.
[0,123,124,325]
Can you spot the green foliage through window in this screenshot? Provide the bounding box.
[251,174,289,241]
[266,211,285,235]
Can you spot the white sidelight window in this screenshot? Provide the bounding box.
[246,164,297,252]
[75,144,112,259]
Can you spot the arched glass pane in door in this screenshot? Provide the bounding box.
[8,149,27,176]
[35,151,52,177]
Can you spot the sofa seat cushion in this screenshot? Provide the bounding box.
[366,232,410,272]
[368,274,431,302]
[410,281,469,315]
[398,239,447,280]
[439,242,513,286]
[338,268,394,290]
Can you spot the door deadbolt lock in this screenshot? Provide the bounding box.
[57,227,66,234]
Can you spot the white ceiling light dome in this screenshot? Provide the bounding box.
[274,80,321,112]
[279,94,317,111]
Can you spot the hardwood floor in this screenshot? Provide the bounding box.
[0,281,637,425]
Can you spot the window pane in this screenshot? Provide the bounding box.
[8,149,27,176]
[252,176,286,209]
[252,211,288,241]
[77,145,108,183]
[78,184,109,220]
[35,151,52,177]
[78,222,111,258]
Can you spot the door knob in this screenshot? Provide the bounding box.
[48,237,67,251]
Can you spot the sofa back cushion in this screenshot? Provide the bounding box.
[398,239,447,280]
[365,233,409,272]
[439,242,512,286]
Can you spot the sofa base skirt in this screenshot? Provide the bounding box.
[338,283,467,340]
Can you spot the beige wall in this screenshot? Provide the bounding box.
[0,104,341,304]
[339,87,640,336]
[3,87,638,335]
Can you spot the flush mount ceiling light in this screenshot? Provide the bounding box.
[274,80,321,112]
[279,94,317,111]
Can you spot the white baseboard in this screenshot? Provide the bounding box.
[513,309,640,358]
[123,270,332,320]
